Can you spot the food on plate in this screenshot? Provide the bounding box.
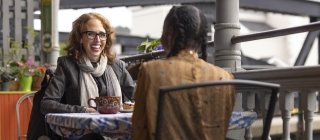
[122,102,134,111]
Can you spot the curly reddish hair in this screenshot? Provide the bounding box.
[65,12,116,63]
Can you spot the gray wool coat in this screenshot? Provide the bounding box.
[40,56,135,114]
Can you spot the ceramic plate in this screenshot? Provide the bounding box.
[120,110,133,113]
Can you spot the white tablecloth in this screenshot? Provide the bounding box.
[46,112,132,139]
[229,111,257,130]
[46,111,256,139]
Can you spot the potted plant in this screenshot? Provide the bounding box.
[10,56,41,92]
[0,65,16,91]
[137,39,163,53]
[31,66,46,91]
[128,39,163,80]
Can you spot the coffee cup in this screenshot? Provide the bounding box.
[88,96,121,114]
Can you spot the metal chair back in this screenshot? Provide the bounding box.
[156,79,280,140]
[16,93,35,140]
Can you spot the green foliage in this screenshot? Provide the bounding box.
[24,27,38,50]
[9,38,22,60]
[25,26,38,40]
[59,42,67,56]
[9,57,39,77]
[0,65,15,82]
[137,39,161,53]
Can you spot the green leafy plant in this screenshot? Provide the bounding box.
[6,26,38,62]
[59,42,67,56]
[10,56,40,77]
[9,38,22,61]
[0,65,15,82]
[137,39,162,53]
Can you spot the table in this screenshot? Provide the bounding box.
[46,112,132,139]
[46,111,256,139]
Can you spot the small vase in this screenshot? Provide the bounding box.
[32,74,45,91]
[9,80,20,91]
[1,81,10,91]
[20,75,33,92]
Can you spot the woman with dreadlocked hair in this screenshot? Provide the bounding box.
[132,5,235,140]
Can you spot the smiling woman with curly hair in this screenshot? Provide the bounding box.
[39,12,135,140]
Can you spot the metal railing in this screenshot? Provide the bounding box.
[231,21,320,44]
[233,66,320,140]
[118,12,320,140]
[120,50,166,65]
[227,9,320,140]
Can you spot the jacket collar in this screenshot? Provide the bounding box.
[169,49,199,62]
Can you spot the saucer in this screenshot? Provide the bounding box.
[120,110,133,113]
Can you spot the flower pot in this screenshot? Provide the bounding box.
[32,74,44,91]
[9,80,20,91]
[1,81,10,91]
[19,75,33,92]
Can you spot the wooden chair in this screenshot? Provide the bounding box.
[16,93,35,140]
[155,79,280,140]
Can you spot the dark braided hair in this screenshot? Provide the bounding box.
[161,5,208,60]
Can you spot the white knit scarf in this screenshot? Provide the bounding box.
[78,55,122,107]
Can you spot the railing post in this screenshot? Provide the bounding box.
[243,92,255,140]
[279,91,295,140]
[1,0,11,63]
[26,0,35,57]
[50,0,60,69]
[296,93,305,140]
[215,1,244,139]
[301,91,318,140]
[260,91,271,140]
[214,0,242,72]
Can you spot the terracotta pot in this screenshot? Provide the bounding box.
[32,74,45,91]
[9,80,20,91]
